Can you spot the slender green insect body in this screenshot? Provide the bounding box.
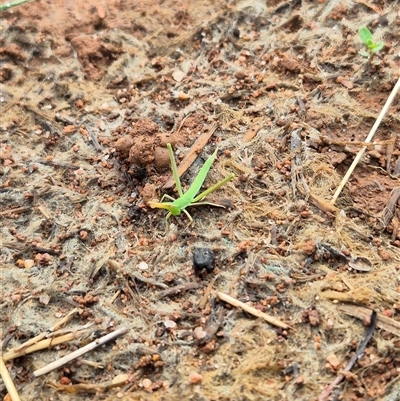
[148,143,234,225]
[173,147,218,204]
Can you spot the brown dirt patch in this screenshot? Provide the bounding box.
[1,0,400,400]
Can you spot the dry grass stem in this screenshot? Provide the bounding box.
[339,305,400,337]
[381,187,400,227]
[217,292,290,330]
[3,330,90,362]
[48,371,141,394]
[331,76,400,204]
[199,277,216,309]
[0,357,21,401]
[33,328,129,377]
[157,282,201,299]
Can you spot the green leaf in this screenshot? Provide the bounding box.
[0,0,33,11]
[365,39,374,48]
[359,27,373,46]
[358,50,370,58]
[370,41,384,53]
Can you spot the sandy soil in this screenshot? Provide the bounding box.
[1,0,400,400]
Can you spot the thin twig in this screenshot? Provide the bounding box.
[47,371,142,393]
[2,242,59,256]
[79,359,105,369]
[318,310,377,401]
[0,206,31,216]
[331,77,400,204]
[46,323,94,339]
[84,124,103,151]
[217,291,291,330]
[199,277,216,309]
[34,159,80,169]
[33,327,129,377]
[157,282,201,299]
[131,272,169,289]
[0,356,21,401]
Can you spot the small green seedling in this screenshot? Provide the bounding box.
[358,27,384,58]
[148,143,234,226]
[0,0,34,12]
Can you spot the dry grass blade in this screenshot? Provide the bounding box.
[309,193,338,214]
[47,371,142,394]
[217,291,291,330]
[2,330,91,362]
[331,76,400,204]
[199,277,216,309]
[33,328,129,377]
[381,187,400,227]
[339,305,400,336]
[157,282,201,299]
[0,356,21,401]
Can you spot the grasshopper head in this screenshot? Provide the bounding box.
[148,201,181,216]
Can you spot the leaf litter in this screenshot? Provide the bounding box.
[0,0,400,400]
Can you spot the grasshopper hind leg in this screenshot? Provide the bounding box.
[183,209,193,226]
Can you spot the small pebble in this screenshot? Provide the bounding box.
[164,320,177,329]
[326,353,341,370]
[59,376,71,385]
[142,378,152,389]
[188,371,203,384]
[382,309,393,318]
[193,326,207,340]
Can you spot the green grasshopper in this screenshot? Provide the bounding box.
[148,143,234,225]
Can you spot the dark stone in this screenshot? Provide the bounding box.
[193,247,215,273]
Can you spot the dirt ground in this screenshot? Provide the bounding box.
[1,0,400,400]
